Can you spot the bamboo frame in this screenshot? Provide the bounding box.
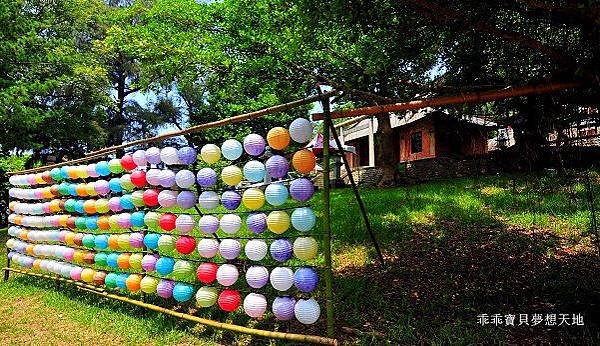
[8,90,340,175]
[3,267,338,345]
[311,81,582,121]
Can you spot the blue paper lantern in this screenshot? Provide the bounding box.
[130,211,146,228]
[172,283,195,302]
[143,233,160,250]
[291,207,316,232]
[221,190,241,210]
[270,239,293,262]
[60,166,70,179]
[177,146,197,165]
[106,253,119,268]
[294,267,319,293]
[74,200,85,214]
[243,160,266,182]
[221,139,243,161]
[95,161,111,176]
[120,194,135,210]
[94,234,109,249]
[115,273,129,289]
[85,216,99,230]
[265,183,289,206]
[155,257,175,276]
[108,178,122,193]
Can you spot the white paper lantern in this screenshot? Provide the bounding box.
[198,191,219,210]
[221,139,243,161]
[146,168,161,186]
[243,293,267,318]
[160,147,181,165]
[216,263,239,286]
[245,266,269,289]
[219,239,241,260]
[175,214,195,234]
[219,214,241,234]
[175,169,196,189]
[132,149,147,166]
[244,239,268,261]
[295,298,321,324]
[198,215,219,234]
[289,118,313,143]
[158,190,178,208]
[197,238,219,258]
[269,267,294,291]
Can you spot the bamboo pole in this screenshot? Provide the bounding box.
[9,90,339,175]
[311,81,582,121]
[3,267,338,345]
[320,94,335,338]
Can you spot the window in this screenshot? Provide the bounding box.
[410,131,423,154]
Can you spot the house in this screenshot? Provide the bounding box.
[337,109,497,169]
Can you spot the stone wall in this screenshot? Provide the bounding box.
[396,156,502,184]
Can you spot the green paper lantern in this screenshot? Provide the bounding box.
[195,286,218,308]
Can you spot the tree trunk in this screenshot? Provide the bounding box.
[374,112,398,186]
[512,95,549,171]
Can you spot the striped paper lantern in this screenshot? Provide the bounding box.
[219,214,241,234]
[198,215,219,234]
[244,239,268,261]
[291,207,316,232]
[243,293,267,318]
[272,296,296,321]
[196,286,219,308]
[270,267,294,291]
[295,298,321,324]
[245,265,269,289]
[219,239,241,260]
[221,139,243,161]
[216,264,239,286]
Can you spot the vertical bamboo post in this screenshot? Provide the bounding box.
[321,93,335,338]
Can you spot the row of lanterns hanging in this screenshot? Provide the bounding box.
[7,118,322,324]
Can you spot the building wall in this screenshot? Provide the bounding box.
[399,117,436,162]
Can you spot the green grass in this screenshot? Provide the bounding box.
[1,172,598,345]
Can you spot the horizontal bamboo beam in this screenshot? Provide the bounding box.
[4,267,338,345]
[9,90,339,175]
[311,81,582,121]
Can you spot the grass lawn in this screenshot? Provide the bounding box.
[1,172,599,345]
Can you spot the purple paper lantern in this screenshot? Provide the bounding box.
[246,212,267,234]
[146,169,161,186]
[132,149,147,167]
[156,279,175,298]
[272,296,296,321]
[294,267,319,293]
[158,190,178,208]
[141,254,159,271]
[198,215,219,234]
[270,239,293,262]
[94,180,110,196]
[221,190,241,210]
[129,232,144,248]
[159,170,176,188]
[177,191,197,209]
[290,178,314,202]
[265,155,289,179]
[146,147,162,165]
[196,168,217,188]
[177,146,197,165]
[108,197,123,212]
[243,134,265,156]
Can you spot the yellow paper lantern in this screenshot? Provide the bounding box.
[201,144,221,164]
[108,234,120,250]
[65,232,76,245]
[267,127,291,150]
[242,188,265,210]
[41,188,54,199]
[293,237,318,260]
[49,199,61,213]
[221,165,242,186]
[58,215,69,227]
[34,174,46,184]
[81,268,96,283]
[85,183,97,196]
[108,215,120,230]
[267,211,290,234]
[118,233,131,250]
[73,250,85,263]
[76,166,89,179]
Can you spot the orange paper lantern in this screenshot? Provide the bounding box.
[292,149,316,174]
[267,127,291,150]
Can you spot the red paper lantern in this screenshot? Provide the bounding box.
[159,213,177,231]
[196,262,218,284]
[143,189,159,207]
[218,289,241,312]
[66,217,77,230]
[41,171,53,184]
[120,154,137,171]
[130,171,146,188]
[73,233,84,246]
[175,236,196,255]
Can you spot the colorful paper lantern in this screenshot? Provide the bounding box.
[158,169,176,188]
[97,216,110,230]
[175,214,195,234]
[120,195,135,210]
[131,190,145,207]
[104,272,118,288]
[129,253,143,270]
[221,139,243,161]
[155,257,175,275]
[109,178,123,193]
[270,267,294,291]
[81,268,96,283]
[106,253,119,268]
[270,239,293,262]
[265,183,289,206]
[119,174,135,191]
[216,264,238,286]
[121,154,137,171]
[117,213,132,229]
[293,237,318,260]
[295,298,320,324]
[266,155,289,179]
[177,191,197,209]
[221,165,242,186]
[219,239,241,259]
[157,234,176,252]
[200,144,221,164]
[145,147,161,165]
[272,296,296,321]
[83,252,96,265]
[82,234,95,248]
[246,212,267,234]
[156,279,175,298]
[219,214,241,234]
[243,161,265,183]
[140,275,159,294]
[159,213,177,231]
[70,267,83,281]
[243,134,265,156]
[129,232,144,248]
[198,191,219,210]
[267,211,290,234]
[177,146,196,165]
[126,274,142,292]
[198,215,219,234]
[95,199,110,214]
[94,252,108,267]
[242,188,265,210]
[85,183,97,196]
[291,207,316,232]
[130,170,146,187]
[173,283,194,302]
[221,190,241,210]
[289,118,313,143]
[115,273,129,289]
[245,266,269,289]
[172,260,195,280]
[197,238,219,258]
[290,178,314,202]
[175,169,195,189]
[130,211,146,228]
[146,169,161,186]
[196,168,217,188]
[160,147,180,165]
[196,262,218,284]
[175,236,196,255]
[158,190,178,208]
[117,253,131,269]
[143,233,160,250]
[144,212,160,229]
[195,286,218,308]
[245,239,268,261]
[267,127,291,150]
[218,289,241,312]
[142,189,159,207]
[94,234,109,250]
[141,254,159,271]
[294,267,319,293]
[132,149,147,167]
[108,233,120,248]
[292,149,316,174]
[108,158,124,174]
[108,197,122,213]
